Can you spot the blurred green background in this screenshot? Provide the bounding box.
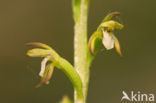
[0,0,156,103]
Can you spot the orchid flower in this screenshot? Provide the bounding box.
[89,12,123,57]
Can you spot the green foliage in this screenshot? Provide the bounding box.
[26,1,124,103]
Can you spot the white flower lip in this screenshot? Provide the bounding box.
[102,30,114,50]
[39,56,52,77]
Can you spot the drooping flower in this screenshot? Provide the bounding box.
[26,42,56,88]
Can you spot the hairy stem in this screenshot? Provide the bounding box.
[74,0,89,103]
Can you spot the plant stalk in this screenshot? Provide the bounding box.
[74,0,89,103]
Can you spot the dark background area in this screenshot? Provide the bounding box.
[0,0,156,103]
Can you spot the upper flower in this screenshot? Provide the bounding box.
[88,12,124,57]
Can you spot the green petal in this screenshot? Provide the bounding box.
[27,48,52,57]
[100,20,124,31]
[112,34,122,57]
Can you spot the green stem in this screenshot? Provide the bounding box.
[74,0,89,103]
[57,57,83,99]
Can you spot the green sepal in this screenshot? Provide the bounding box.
[26,42,52,50]
[102,12,120,23]
[36,63,55,88]
[88,31,103,55]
